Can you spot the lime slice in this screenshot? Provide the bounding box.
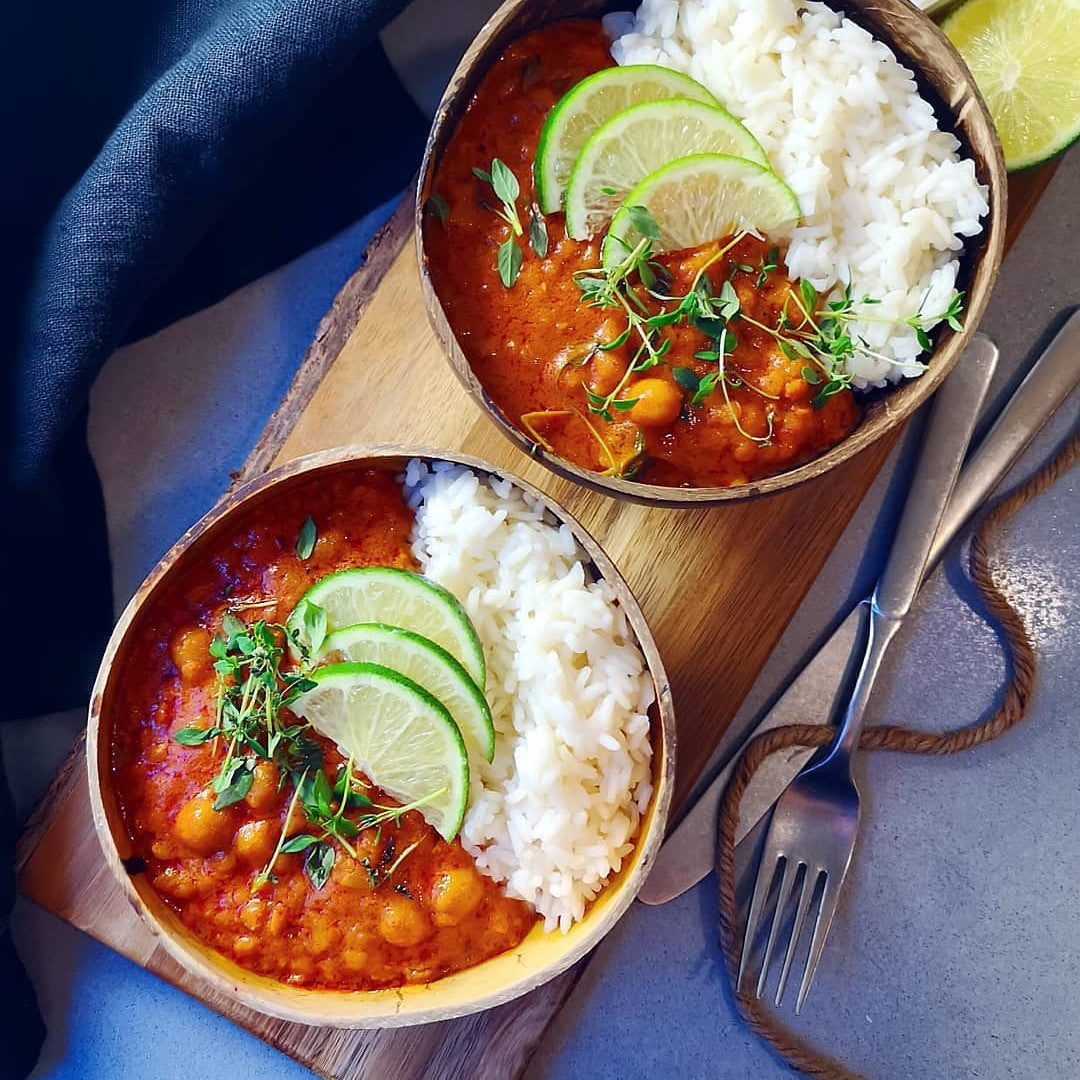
[319,623,494,764]
[535,65,720,213]
[290,662,469,840]
[943,0,1080,171]
[564,100,769,239]
[287,568,485,688]
[602,154,801,269]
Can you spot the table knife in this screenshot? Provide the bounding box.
[639,312,1080,905]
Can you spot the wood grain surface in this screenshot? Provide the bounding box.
[17,156,1056,1078]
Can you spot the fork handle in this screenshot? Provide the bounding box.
[825,336,999,764]
[875,335,999,620]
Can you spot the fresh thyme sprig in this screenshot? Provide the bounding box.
[173,617,321,810]
[174,604,428,893]
[571,206,966,425]
[572,216,747,421]
[257,759,442,891]
[474,158,548,287]
[733,277,963,408]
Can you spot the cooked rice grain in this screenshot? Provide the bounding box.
[404,461,654,931]
[608,0,989,386]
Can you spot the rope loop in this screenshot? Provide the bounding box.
[716,429,1080,1078]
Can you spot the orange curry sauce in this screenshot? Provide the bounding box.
[425,20,860,488]
[112,469,536,990]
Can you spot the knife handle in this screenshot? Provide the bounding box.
[927,310,1080,569]
[874,335,999,620]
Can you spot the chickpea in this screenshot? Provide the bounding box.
[173,791,236,855]
[239,898,266,931]
[150,839,176,861]
[335,862,374,892]
[235,819,277,867]
[306,922,341,957]
[377,894,433,947]
[783,378,808,401]
[341,947,369,973]
[268,905,290,937]
[146,741,168,764]
[232,935,258,958]
[428,866,485,927]
[245,761,281,813]
[169,626,212,682]
[587,350,625,397]
[313,527,345,560]
[628,378,682,427]
[153,865,197,901]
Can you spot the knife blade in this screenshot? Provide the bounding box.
[639,312,1080,905]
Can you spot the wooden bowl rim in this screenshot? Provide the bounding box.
[87,444,675,1028]
[415,0,1007,507]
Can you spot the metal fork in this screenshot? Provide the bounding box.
[737,338,1000,1012]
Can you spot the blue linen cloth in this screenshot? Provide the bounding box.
[2,1,428,1074]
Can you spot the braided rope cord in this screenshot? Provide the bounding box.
[715,430,1080,1079]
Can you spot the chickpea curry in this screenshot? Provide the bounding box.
[112,469,536,991]
[424,20,861,488]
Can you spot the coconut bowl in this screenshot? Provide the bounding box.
[416,0,1006,507]
[88,445,674,1027]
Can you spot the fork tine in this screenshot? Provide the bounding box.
[738,855,781,991]
[756,858,798,998]
[795,871,842,1014]
[774,866,816,1007]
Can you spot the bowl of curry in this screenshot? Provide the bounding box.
[416,0,1004,505]
[88,446,673,1027]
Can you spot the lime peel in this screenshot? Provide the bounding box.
[535,64,720,213]
[290,661,470,841]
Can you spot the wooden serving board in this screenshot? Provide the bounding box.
[17,163,1055,1079]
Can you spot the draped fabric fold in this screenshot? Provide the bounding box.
[3,1,428,1073]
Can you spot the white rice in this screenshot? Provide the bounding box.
[403,460,654,931]
[606,0,990,386]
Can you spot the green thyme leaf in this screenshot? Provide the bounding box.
[426,193,450,225]
[528,208,549,258]
[672,367,701,392]
[718,280,741,320]
[490,158,520,205]
[296,515,317,560]
[281,834,321,854]
[304,841,335,890]
[625,204,661,241]
[599,326,632,351]
[301,600,327,657]
[213,759,254,810]
[497,238,523,288]
[174,726,216,746]
[472,165,492,184]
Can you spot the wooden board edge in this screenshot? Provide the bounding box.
[15,732,86,875]
[1005,160,1060,250]
[233,189,417,485]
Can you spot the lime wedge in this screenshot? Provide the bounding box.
[943,0,1080,171]
[290,662,469,840]
[287,568,484,688]
[535,65,720,214]
[602,154,801,269]
[319,623,494,764]
[565,100,769,240]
